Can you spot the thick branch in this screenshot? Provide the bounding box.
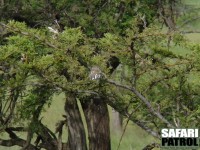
[6,127,26,132]
[107,79,174,128]
[0,138,38,150]
[1,128,38,149]
[106,96,160,138]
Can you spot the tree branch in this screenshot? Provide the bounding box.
[177,16,200,29]
[106,79,174,128]
[0,138,38,150]
[181,30,200,34]
[1,128,38,150]
[6,127,26,132]
[133,119,160,138]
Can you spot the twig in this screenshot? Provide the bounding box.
[181,30,200,34]
[116,104,141,150]
[177,16,200,29]
[142,142,160,150]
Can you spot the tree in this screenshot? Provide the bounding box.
[0,0,200,150]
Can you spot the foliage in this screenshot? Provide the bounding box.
[0,0,200,149]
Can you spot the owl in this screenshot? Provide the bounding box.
[89,66,102,80]
[21,53,28,63]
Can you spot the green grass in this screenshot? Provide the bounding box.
[185,33,200,43]
[183,0,200,6]
[111,122,158,150]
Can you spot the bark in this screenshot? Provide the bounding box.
[81,96,111,150]
[35,121,58,150]
[0,0,4,6]
[65,93,87,150]
[111,110,122,133]
[158,0,179,31]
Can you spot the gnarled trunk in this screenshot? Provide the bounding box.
[65,93,87,150]
[81,96,111,150]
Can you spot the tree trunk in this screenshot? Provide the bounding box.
[111,109,122,134]
[65,93,87,150]
[81,96,111,150]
